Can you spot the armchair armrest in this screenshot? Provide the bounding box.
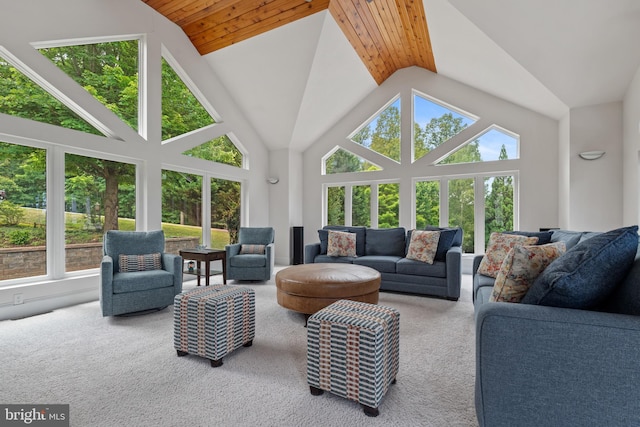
[100,255,114,316]
[305,243,321,263]
[162,253,183,294]
[476,302,640,427]
[226,243,241,258]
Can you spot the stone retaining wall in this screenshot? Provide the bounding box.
[0,237,200,281]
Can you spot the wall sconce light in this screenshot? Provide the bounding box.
[267,177,279,184]
[578,150,606,160]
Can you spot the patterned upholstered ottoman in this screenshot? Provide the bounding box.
[174,285,255,367]
[307,299,400,416]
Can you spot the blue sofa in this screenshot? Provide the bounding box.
[473,228,640,427]
[305,226,463,300]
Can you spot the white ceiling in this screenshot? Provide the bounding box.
[204,0,640,152]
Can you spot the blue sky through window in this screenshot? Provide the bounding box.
[413,94,476,129]
[475,128,519,161]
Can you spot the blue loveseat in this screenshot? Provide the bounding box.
[305,226,463,300]
[473,227,640,427]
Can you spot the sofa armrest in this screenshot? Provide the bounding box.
[305,243,321,264]
[445,245,462,300]
[476,302,640,427]
[472,254,484,277]
[162,253,183,294]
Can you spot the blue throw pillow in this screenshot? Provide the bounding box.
[602,242,640,314]
[423,226,462,261]
[550,230,584,250]
[522,225,639,309]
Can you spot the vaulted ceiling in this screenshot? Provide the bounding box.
[142,0,436,85]
[141,0,640,153]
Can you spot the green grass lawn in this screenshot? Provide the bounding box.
[2,207,230,248]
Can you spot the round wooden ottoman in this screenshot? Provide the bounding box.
[275,263,381,316]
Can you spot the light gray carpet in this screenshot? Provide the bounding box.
[1,269,477,427]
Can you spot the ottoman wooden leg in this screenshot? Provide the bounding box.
[362,405,379,417]
[309,386,324,396]
[177,350,188,357]
[210,358,223,368]
[243,340,253,347]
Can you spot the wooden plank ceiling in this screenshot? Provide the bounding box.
[142,0,436,85]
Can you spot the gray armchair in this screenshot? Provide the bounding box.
[100,230,182,316]
[226,227,275,281]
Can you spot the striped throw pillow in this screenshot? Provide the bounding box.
[240,244,266,254]
[119,253,162,272]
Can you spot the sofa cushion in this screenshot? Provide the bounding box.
[550,230,584,250]
[321,226,366,256]
[327,230,357,257]
[423,226,462,261]
[504,230,553,245]
[522,225,639,309]
[365,227,406,256]
[313,254,355,264]
[396,258,446,278]
[474,273,496,302]
[490,242,566,303]
[353,255,400,273]
[119,253,161,272]
[477,233,539,278]
[406,230,440,264]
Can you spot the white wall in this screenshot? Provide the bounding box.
[0,0,271,319]
[302,66,559,247]
[623,65,640,226]
[568,102,624,231]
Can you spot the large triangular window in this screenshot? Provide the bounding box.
[438,126,519,165]
[413,92,477,162]
[161,56,215,141]
[323,147,382,175]
[182,134,244,168]
[350,97,401,163]
[0,54,102,135]
[38,40,139,132]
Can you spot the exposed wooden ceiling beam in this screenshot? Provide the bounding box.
[142,0,436,85]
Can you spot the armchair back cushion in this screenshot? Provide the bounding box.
[104,230,165,272]
[239,227,274,245]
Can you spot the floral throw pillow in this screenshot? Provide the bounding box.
[327,231,357,257]
[490,242,566,303]
[477,232,539,278]
[406,230,440,264]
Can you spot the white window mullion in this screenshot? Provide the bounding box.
[474,176,486,254]
[49,147,65,280]
[371,184,379,228]
[440,179,449,228]
[202,176,212,247]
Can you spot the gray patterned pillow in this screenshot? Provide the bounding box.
[119,253,162,272]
